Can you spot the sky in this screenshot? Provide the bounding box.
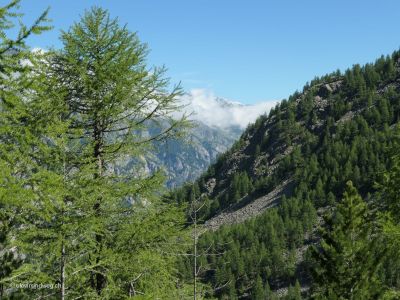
[15,0,400,104]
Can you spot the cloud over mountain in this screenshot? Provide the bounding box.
[179,89,278,129]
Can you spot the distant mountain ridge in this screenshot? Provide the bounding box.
[179,89,278,130]
[115,91,276,188]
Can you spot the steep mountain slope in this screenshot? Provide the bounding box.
[148,121,242,188]
[172,50,400,298]
[115,94,275,188]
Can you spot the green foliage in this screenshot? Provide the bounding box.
[182,198,316,298]
[43,7,188,298]
[251,275,265,299]
[0,1,52,298]
[175,48,400,219]
[174,46,400,298]
[285,280,301,300]
[1,2,400,298]
[310,182,384,299]
[0,210,22,299]
[229,171,252,204]
[0,5,189,299]
[374,129,400,297]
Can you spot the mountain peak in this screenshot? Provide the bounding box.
[214,96,244,108]
[179,89,278,129]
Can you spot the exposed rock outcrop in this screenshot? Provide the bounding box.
[204,179,293,231]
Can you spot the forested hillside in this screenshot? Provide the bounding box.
[1,1,400,299]
[172,50,400,298]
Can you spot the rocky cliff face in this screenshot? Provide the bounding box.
[149,121,242,188]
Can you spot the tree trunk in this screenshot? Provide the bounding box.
[92,124,106,295]
[60,240,65,300]
[193,207,197,300]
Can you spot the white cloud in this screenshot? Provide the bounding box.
[31,47,47,54]
[179,89,279,129]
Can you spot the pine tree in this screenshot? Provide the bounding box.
[310,181,383,299]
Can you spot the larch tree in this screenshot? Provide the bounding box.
[45,6,190,298]
[0,1,57,299]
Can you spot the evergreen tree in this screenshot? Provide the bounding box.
[255,144,261,157]
[310,181,384,299]
[264,281,276,300]
[285,280,301,300]
[252,275,265,299]
[227,275,237,299]
[376,130,400,296]
[294,280,302,300]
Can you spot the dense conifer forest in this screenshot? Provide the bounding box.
[172,49,400,298]
[1,1,400,299]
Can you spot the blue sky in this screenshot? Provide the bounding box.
[16,0,400,104]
